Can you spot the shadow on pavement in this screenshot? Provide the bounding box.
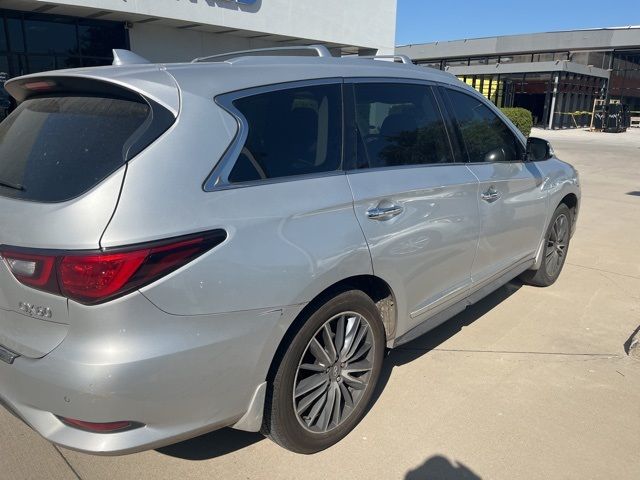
[157,428,263,460]
[624,325,640,357]
[158,281,522,461]
[369,280,523,411]
[405,455,481,479]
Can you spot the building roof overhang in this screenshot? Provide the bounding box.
[398,27,640,60]
[443,60,611,79]
[0,0,373,55]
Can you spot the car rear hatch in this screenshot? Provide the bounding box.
[0,69,178,358]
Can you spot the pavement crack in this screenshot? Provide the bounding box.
[566,262,640,280]
[52,445,83,480]
[397,347,621,358]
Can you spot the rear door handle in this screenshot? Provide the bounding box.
[366,204,404,221]
[481,186,501,203]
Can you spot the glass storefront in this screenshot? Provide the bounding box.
[610,50,640,113]
[418,48,634,127]
[456,71,607,128]
[0,8,128,80]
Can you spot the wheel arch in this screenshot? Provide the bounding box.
[265,275,397,383]
[559,192,578,222]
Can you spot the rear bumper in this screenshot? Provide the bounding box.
[0,293,302,455]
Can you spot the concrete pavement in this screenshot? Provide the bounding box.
[1,127,639,479]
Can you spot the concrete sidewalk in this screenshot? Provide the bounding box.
[1,128,639,480]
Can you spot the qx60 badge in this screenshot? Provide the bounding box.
[18,301,52,319]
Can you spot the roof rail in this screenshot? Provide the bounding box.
[112,49,151,66]
[354,54,414,65]
[192,45,333,63]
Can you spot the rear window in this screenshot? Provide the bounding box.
[0,96,150,202]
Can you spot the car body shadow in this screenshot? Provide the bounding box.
[405,455,481,479]
[157,427,263,460]
[369,280,523,411]
[158,281,523,461]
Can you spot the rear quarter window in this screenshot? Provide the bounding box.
[0,95,150,202]
[227,83,342,183]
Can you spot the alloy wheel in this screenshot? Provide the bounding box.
[545,213,570,277]
[293,312,375,433]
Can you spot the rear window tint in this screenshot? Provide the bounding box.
[0,96,150,202]
[227,83,342,183]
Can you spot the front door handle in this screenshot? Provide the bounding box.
[481,186,501,204]
[366,204,404,221]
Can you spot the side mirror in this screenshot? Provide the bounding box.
[526,137,554,161]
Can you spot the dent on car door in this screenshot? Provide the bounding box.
[344,81,480,337]
[442,87,548,285]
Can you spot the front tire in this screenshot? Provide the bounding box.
[521,203,572,287]
[262,290,385,454]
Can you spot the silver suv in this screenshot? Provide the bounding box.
[0,47,580,455]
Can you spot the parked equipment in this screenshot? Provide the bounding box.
[591,99,630,133]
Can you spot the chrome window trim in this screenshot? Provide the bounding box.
[344,162,469,176]
[345,76,438,86]
[203,78,344,192]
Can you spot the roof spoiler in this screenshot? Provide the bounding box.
[112,49,151,66]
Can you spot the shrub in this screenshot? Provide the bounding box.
[500,107,533,137]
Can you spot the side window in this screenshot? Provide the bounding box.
[352,83,453,169]
[446,89,524,163]
[228,84,342,183]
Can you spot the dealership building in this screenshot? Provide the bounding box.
[0,0,396,79]
[398,27,640,129]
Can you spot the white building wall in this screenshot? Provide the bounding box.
[128,23,302,63]
[37,0,397,54]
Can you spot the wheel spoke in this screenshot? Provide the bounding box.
[309,338,333,366]
[342,372,367,390]
[334,315,345,355]
[340,316,360,358]
[331,383,343,426]
[346,341,372,364]
[295,373,328,398]
[296,382,329,414]
[339,380,354,408]
[322,324,338,363]
[343,359,373,374]
[299,363,327,372]
[546,251,557,272]
[345,323,368,361]
[317,382,337,431]
[557,215,568,240]
[304,391,328,427]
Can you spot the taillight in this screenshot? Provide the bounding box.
[0,230,226,305]
[2,251,56,288]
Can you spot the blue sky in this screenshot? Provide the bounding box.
[396,0,640,45]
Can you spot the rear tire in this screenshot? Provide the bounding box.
[262,290,385,454]
[521,203,572,287]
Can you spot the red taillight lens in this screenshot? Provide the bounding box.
[59,417,141,433]
[0,230,226,305]
[59,251,149,301]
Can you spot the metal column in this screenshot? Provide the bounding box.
[548,73,560,129]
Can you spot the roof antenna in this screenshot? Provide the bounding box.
[112,49,151,66]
